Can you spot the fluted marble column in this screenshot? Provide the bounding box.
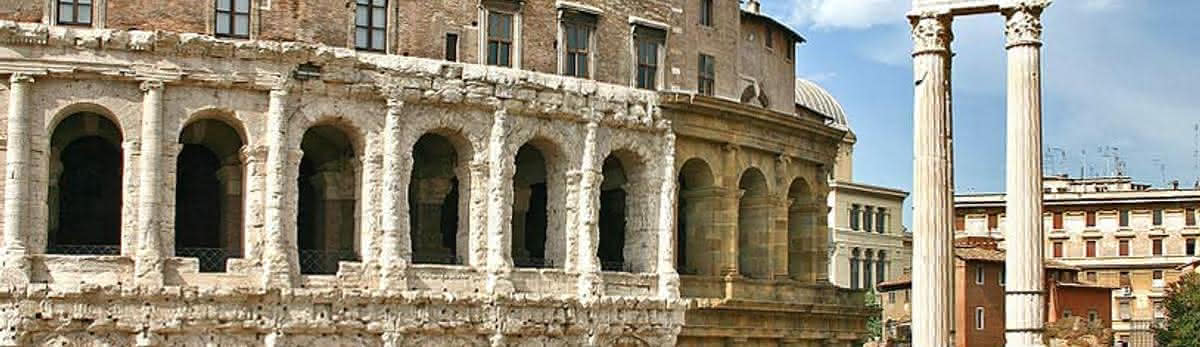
[378,99,407,290]
[262,87,297,287]
[2,74,33,258]
[909,12,954,347]
[1003,2,1049,346]
[134,80,166,286]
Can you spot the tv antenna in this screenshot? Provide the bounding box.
[1045,147,1066,176]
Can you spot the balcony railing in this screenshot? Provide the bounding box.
[176,247,233,272]
[298,249,359,275]
[46,244,120,256]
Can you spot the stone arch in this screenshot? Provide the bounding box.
[786,177,818,280]
[176,108,253,149]
[511,137,567,268]
[46,102,130,140]
[47,111,124,255]
[297,122,362,274]
[737,167,770,279]
[598,148,652,273]
[175,117,246,272]
[410,130,473,265]
[676,158,718,276]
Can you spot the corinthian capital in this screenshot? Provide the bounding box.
[139,79,164,92]
[1003,0,1050,48]
[909,12,953,55]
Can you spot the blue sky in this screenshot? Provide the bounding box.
[759,0,1200,228]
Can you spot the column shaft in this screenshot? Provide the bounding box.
[378,100,407,289]
[2,74,33,256]
[484,109,513,294]
[134,80,166,286]
[909,13,954,347]
[656,132,679,298]
[575,121,602,297]
[262,87,296,286]
[1003,2,1049,346]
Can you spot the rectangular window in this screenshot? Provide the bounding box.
[888,292,895,304]
[58,0,93,25]
[1153,238,1163,256]
[764,26,773,48]
[487,11,514,67]
[988,213,999,230]
[1119,239,1130,256]
[863,207,874,232]
[355,0,387,51]
[1086,240,1097,257]
[1053,241,1063,258]
[634,25,665,90]
[1089,310,1098,323]
[1119,302,1131,320]
[1053,212,1064,229]
[849,257,859,290]
[1153,209,1164,226]
[955,215,965,231]
[1188,238,1196,255]
[975,307,985,330]
[975,265,984,285]
[699,0,713,26]
[698,54,715,96]
[1120,210,1130,227]
[215,0,251,38]
[1188,208,1196,226]
[1120,271,1131,287]
[1086,271,1097,283]
[444,33,459,61]
[876,259,886,285]
[1153,270,1165,288]
[561,10,595,78]
[850,204,861,231]
[1086,211,1096,227]
[876,208,887,233]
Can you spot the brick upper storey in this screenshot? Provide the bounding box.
[0,0,805,115]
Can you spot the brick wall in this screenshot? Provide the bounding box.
[107,0,207,32]
[0,0,40,23]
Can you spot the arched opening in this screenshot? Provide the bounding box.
[786,178,816,280]
[175,119,245,272]
[737,168,770,279]
[297,125,359,274]
[512,143,550,268]
[48,112,123,255]
[598,155,628,272]
[410,133,463,265]
[676,158,716,276]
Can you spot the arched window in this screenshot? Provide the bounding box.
[512,143,550,268]
[598,155,629,272]
[410,133,466,265]
[597,150,651,273]
[737,168,770,279]
[677,158,715,276]
[48,112,123,255]
[175,118,245,272]
[297,125,359,274]
[786,178,815,280]
[850,248,860,289]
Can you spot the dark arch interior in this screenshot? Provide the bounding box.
[512,144,549,268]
[410,133,461,265]
[175,119,245,272]
[49,113,123,255]
[598,155,628,272]
[297,124,359,274]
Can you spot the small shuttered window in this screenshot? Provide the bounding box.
[1086,240,1096,257]
[215,0,251,38]
[487,11,514,67]
[560,9,596,78]
[355,0,387,51]
[1119,239,1130,256]
[634,25,665,90]
[698,54,715,96]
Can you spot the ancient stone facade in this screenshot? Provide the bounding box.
[0,0,871,345]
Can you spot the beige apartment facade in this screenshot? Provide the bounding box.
[956,175,1200,346]
[0,0,873,346]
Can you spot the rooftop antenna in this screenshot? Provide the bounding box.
[1045,147,1066,176]
[1079,148,1087,178]
[1152,157,1167,187]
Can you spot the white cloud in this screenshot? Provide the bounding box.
[787,0,909,30]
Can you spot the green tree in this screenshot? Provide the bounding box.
[864,289,882,343]
[1154,271,1200,347]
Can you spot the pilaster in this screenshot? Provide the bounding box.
[1,73,34,284]
[378,99,407,290]
[483,108,513,295]
[262,86,297,287]
[1002,1,1049,346]
[908,11,954,347]
[575,121,603,298]
[656,132,680,299]
[134,79,166,287]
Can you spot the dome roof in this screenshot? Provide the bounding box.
[795,78,849,130]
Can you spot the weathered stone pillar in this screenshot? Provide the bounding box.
[908,11,954,347]
[378,99,407,289]
[575,121,603,297]
[656,132,679,298]
[1,73,33,283]
[484,108,514,294]
[1003,2,1049,346]
[134,80,166,286]
[719,144,740,276]
[262,87,297,287]
[240,146,267,265]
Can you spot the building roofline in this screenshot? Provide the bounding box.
[740,10,806,44]
[956,190,1200,208]
[831,180,909,199]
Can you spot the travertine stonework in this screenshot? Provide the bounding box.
[0,1,872,346]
